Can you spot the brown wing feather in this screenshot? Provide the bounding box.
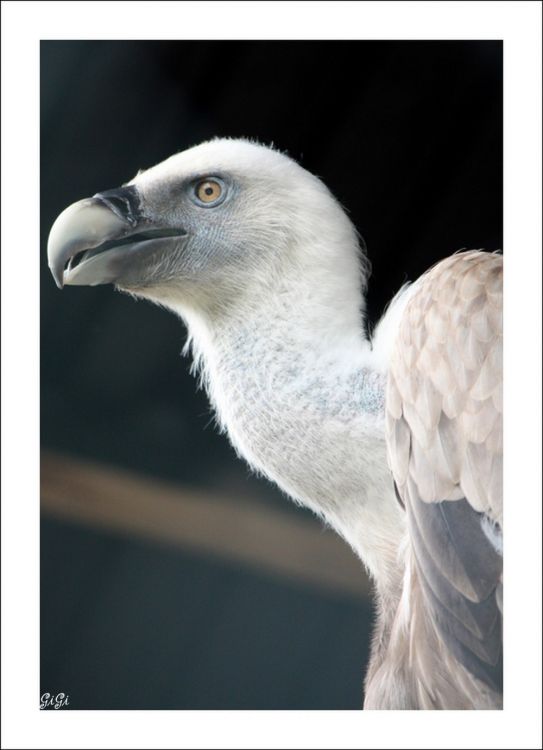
[386,250,503,699]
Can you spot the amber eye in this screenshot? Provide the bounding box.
[195,179,223,204]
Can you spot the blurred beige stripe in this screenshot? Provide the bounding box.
[41,451,371,599]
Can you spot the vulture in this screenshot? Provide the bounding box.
[47,139,503,710]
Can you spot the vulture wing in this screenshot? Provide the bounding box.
[386,250,503,697]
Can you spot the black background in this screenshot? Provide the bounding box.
[41,40,502,709]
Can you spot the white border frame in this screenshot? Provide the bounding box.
[2,2,542,748]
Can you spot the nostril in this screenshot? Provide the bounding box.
[103,195,130,215]
[94,185,141,226]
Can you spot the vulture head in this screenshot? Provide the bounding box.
[48,139,364,319]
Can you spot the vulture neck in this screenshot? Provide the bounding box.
[173,260,406,595]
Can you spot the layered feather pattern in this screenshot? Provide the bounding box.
[385,251,503,708]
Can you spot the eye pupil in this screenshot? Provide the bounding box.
[205,187,213,196]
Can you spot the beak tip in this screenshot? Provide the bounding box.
[49,264,64,289]
[49,263,65,289]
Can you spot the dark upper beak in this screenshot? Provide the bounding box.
[47,185,187,290]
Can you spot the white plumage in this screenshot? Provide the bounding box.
[47,138,503,709]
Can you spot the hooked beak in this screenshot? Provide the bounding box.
[47,186,187,289]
